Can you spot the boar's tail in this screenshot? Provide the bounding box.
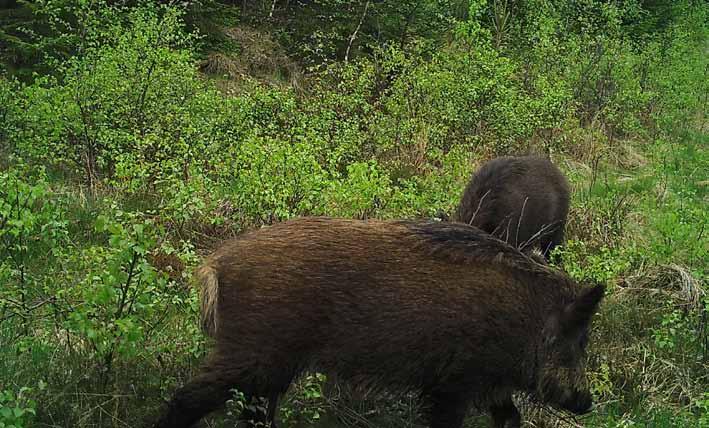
[195,263,219,336]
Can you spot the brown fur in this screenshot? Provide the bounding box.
[452,156,570,259]
[152,217,603,428]
[195,264,219,335]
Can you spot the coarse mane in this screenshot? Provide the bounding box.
[399,220,560,279]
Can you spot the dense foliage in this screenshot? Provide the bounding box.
[0,0,706,427]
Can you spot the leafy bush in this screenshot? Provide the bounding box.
[214,135,329,224]
[0,170,68,327]
[7,5,209,187]
[0,387,36,428]
[62,209,174,370]
[559,240,635,285]
[320,161,391,219]
[0,77,20,154]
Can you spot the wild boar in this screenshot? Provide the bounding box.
[152,217,603,428]
[452,156,570,259]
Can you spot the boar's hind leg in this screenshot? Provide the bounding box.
[240,386,289,428]
[239,367,296,428]
[490,396,521,428]
[152,364,238,428]
[427,391,470,428]
[153,358,285,428]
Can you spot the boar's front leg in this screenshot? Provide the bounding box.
[427,390,471,428]
[489,395,521,428]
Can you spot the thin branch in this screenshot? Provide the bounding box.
[519,222,560,253]
[114,250,139,321]
[132,21,167,137]
[0,297,57,322]
[516,196,529,248]
[345,1,371,63]
[469,189,492,226]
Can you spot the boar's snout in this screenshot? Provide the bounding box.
[541,380,594,415]
[561,390,593,415]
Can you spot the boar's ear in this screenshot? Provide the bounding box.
[561,284,605,337]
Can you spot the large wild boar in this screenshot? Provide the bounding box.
[452,156,570,259]
[152,217,603,428]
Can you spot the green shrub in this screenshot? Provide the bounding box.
[0,170,68,327]
[7,5,210,187]
[60,206,187,373]
[0,387,36,428]
[219,135,329,224]
[280,374,328,426]
[320,161,392,219]
[558,240,636,285]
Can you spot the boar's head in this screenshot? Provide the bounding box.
[536,284,605,414]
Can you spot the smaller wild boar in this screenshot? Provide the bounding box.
[151,217,603,428]
[452,156,570,259]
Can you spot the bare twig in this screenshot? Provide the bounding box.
[469,189,492,226]
[519,222,560,253]
[516,196,529,247]
[345,1,371,63]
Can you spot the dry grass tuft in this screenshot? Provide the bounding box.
[201,52,246,79]
[592,263,708,416]
[610,141,649,171]
[148,249,186,281]
[200,26,303,91]
[565,195,636,250]
[623,264,706,313]
[187,199,243,253]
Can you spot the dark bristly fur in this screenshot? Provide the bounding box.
[152,217,603,428]
[452,156,570,259]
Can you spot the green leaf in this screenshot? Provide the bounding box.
[0,407,11,419]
